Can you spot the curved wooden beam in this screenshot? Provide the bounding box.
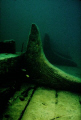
[25,24,81,92]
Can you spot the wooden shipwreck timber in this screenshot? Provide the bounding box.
[0,23,81,93]
[0,24,81,120]
[25,24,81,92]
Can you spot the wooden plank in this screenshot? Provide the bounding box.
[1,83,36,120]
[21,87,81,120]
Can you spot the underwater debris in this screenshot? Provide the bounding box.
[21,69,26,72]
[26,74,29,78]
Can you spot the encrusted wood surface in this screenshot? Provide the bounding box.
[25,24,81,92]
[1,83,36,120]
[1,85,81,120]
[0,52,25,75]
[0,24,81,120]
[21,87,81,120]
[0,52,25,117]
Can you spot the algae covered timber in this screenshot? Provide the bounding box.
[25,23,81,93]
[0,24,81,92]
[0,24,81,120]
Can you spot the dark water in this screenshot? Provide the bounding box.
[0,0,81,77]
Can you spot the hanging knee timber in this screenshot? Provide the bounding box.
[25,23,81,93]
